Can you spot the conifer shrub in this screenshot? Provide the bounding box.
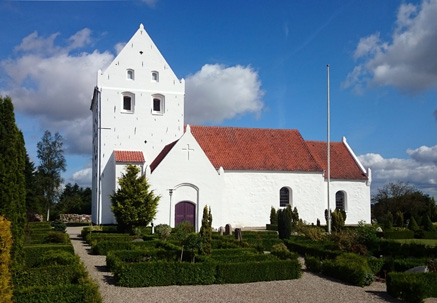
[277,209,291,239]
[394,211,404,227]
[52,219,66,233]
[408,217,420,232]
[270,207,278,225]
[200,206,212,255]
[0,216,13,303]
[423,215,435,232]
[155,224,172,240]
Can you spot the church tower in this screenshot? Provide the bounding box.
[90,24,185,224]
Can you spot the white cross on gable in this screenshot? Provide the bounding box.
[182,144,194,160]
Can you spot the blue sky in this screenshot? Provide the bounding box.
[1,0,436,197]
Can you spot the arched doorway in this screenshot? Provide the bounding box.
[175,201,195,228]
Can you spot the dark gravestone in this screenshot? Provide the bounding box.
[225,224,232,235]
[235,228,242,242]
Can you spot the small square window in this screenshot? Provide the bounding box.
[127,69,134,80]
[152,95,164,114]
[152,71,159,82]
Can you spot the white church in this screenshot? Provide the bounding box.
[90,24,371,231]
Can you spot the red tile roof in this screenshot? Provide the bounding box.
[306,141,368,180]
[114,150,145,163]
[189,125,322,172]
[150,140,178,172]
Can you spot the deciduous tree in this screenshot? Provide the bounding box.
[36,130,66,221]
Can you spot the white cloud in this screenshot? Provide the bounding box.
[407,145,437,164]
[185,64,264,124]
[358,145,437,196]
[0,29,114,155]
[344,0,437,94]
[142,0,157,8]
[69,166,92,188]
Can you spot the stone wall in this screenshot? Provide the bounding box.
[59,214,92,223]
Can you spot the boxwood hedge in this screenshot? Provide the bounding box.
[387,272,437,303]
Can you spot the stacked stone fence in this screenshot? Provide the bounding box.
[59,214,92,223]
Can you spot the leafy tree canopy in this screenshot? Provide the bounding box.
[110,164,160,234]
[372,181,436,223]
[36,130,66,220]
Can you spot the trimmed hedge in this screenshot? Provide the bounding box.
[383,258,428,273]
[376,241,437,258]
[382,230,414,239]
[387,272,437,303]
[91,239,161,255]
[215,259,301,284]
[266,224,278,231]
[114,261,217,287]
[284,239,341,260]
[305,255,322,273]
[322,253,374,287]
[422,232,437,239]
[24,245,75,268]
[13,282,101,303]
[367,258,385,275]
[13,265,87,287]
[106,249,179,271]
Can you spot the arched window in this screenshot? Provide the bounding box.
[336,191,347,211]
[280,187,291,207]
[121,92,135,113]
[152,94,165,114]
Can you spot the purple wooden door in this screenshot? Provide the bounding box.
[175,201,195,228]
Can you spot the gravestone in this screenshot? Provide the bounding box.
[235,228,242,241]
[225,224,232,235]
[219,226,224,236]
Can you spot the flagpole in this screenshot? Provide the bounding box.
[327,64,331,234]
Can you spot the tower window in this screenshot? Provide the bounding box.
[122,92,135,113]
[153,98,161,112]
[152,94,164,115]
[123,96,131,110]
[152,71,159,82]
[127,69,134,80]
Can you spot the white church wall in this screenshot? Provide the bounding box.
[221,171,325,227]
[329,180,371,225]
[148,129,224,231]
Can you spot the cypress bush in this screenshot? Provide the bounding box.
[277,209,291,239]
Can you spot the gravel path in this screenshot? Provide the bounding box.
[67,226,403,303]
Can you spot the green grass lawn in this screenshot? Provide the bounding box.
[391,239,437,246]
